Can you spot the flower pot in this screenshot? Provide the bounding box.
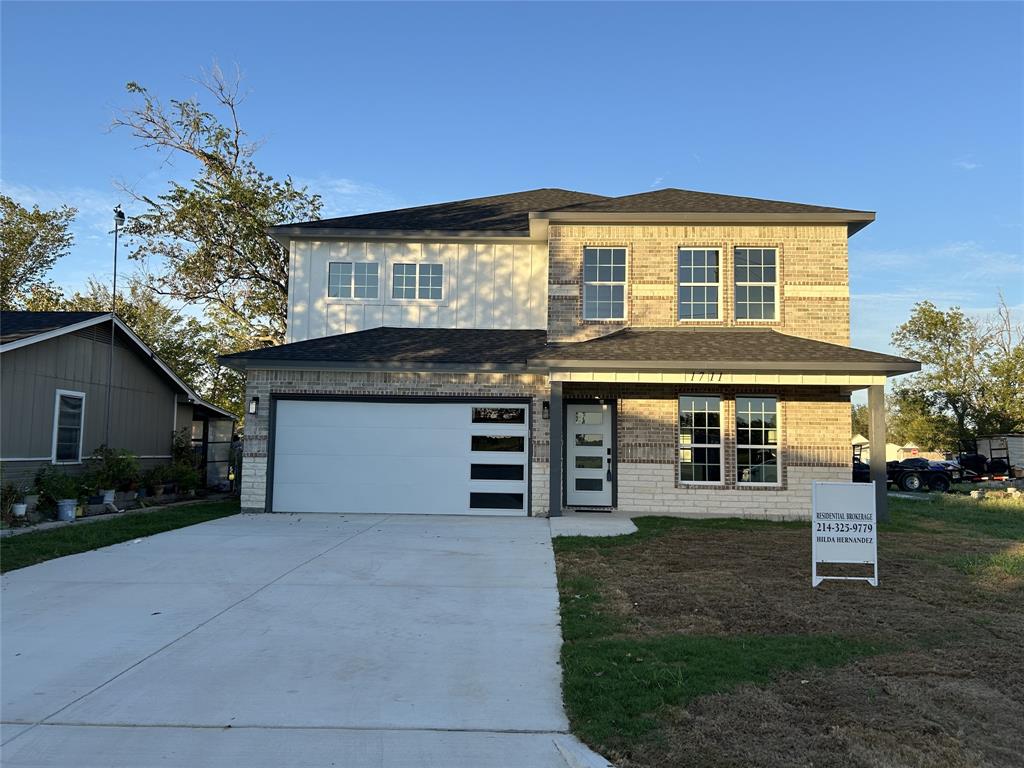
[56,499,76,521]
[12,503,27,518]
[101,489,115,505]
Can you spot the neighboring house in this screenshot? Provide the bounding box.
[0,312,236,487]
[221,187,918,519]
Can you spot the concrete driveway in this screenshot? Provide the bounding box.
[1,514,605,767]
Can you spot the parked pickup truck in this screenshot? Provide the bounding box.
[852,457,961,492]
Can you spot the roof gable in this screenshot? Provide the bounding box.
[550,188,872,216]
[0,311,107,345]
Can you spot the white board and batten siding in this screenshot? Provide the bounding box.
[286,240,549,342]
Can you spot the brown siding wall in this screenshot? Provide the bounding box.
[547,223,850,344]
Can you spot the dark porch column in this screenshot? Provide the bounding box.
[868,384,889,523]
[549,381,563,517]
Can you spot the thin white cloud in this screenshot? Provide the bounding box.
[650,176,664,189]
[953,157,980,171]
[294,177,402,219]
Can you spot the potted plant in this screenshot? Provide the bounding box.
[11,482,29,518]
[87,447,140,504]
[143,465,170,498]
[36,468,81,521]
[171,461,200,497]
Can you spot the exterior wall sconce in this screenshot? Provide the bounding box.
[249,396,259,415]
[542,401,550,420]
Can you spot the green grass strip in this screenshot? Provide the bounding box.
[1,501,240,573]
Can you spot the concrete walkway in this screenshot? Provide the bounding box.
[1,514,610,767]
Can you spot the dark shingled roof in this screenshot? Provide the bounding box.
[551,188,871,215]
[221,326,918,375]
[270,187,873,234]
[536,328,917,371]
[0,311,108,345]
[220,327,549,367]
[277,189,609,234]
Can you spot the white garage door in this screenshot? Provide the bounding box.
[271,400,530,516]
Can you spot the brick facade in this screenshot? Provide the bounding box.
[241,369,850,520]
[547,223,850,344]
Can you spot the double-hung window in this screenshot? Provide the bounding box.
[734,248,777,320]
[52,390,85,463]
[736,396,779,484]
[677,248,721,320]
[328,262,379,299]
[678,395,722,482]
[392,263,443,300]
[582,247,626,320]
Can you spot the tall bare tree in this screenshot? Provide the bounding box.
[112,65,321,347]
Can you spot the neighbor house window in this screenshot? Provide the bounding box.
[392,263,443,300]
[678,248,721,320]
[328,262,379,299]
[736,396,779,484]
[734,248,777,320]
[52,390,85,463]
[678,395,722,482]
[582,247,626,320]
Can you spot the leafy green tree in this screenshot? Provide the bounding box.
[0,195,76,310]
[111,65,321,348]
[886,388,958,450]
[891,297,1023,448]
[851,403,870,438]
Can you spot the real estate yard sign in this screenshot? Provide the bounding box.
[811,481,878,587]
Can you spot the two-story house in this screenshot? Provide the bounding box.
[221,188,918,519]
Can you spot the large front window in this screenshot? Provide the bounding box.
[678,395,722,482]
[734,248,777,320]
[582,247,626,320]
[392,263,443,300]
[678,248,720,320]
[736,396,779,484]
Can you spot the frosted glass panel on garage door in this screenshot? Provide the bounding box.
[271,400,528,515]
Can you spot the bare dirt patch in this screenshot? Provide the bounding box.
[556,512,1024,768]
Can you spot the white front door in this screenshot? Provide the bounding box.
[566,402,613,506]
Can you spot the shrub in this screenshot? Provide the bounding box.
[170,462,201,492]
[35,468,83,504]
[142,464,171,493]
[86,447,141,491]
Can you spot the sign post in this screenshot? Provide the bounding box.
[811,481,878,587]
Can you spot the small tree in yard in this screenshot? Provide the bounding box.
[891,296,1024,449]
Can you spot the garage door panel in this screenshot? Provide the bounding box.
[271,400,528,515]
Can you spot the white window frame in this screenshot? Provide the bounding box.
[326,261,380,301]
[582,246,628,321]
[677,247,722,322]
[734,247,779,322]
[390,262,445,302]
[51,389,86,465]
[735,394,782,486]
[677,394,724,485]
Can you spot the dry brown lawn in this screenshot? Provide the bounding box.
[554,495,1024,768]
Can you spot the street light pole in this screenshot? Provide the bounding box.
[105,206,126,448]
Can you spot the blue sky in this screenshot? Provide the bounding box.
[2,1,1021,356]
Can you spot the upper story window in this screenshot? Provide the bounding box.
[734,248,777,321]
[52,389,85,463]
[736,396,779,484]
[328,261,379,299]
[582,247,626,320]
[393,262,443,300]
[677,249,721,321]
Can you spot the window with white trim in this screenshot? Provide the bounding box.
[582,247,626,320]
[736,396,779,484]
[392,262,443,300]
[734,248,777,320]
[677,248,721,320]
[52,390,85,463]
[678,395,722,482]
[328,262,379,299]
